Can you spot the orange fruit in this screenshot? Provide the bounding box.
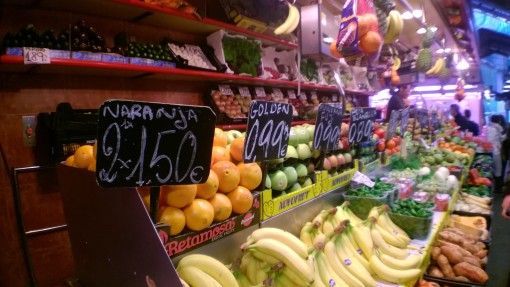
[213,128,228,147]
[159,206,186,235]
[238,163,262,191]
[359,30,382,54]
[229,137,245,162]
[209,193,232,222]
[227,186,253,214]
[212,161,240,193]
[183,199,215,231]
[161,184,197,208]
[64,155,75,167]
[87,159,96,172]
[357,13,378,37]
[196,170,219,199]
[211,146,231,166]
[73,145,94,169]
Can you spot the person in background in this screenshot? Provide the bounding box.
[463,109,480,136]
[488,115,505,193]
[449,104,471,133]
[385,84,410,122]
[502,194,510,219]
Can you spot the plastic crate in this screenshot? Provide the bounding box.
[344,191,392,220]
[388,212,432,239]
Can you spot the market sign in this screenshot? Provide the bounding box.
[348,107,377,143]
[96,100,216,188]
[313,103,343,151]
[244,101,293,162]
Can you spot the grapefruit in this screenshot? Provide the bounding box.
[183,199,215,231]
[209,193,232,222]
[227,186,253,214]
[359,30,382,54]
[212,161,240,193]
[213,128,228,147]
[229,137,245,162]
[211,146,231,166]
[162,184,197,208]
[159,206,186,235]
[196,170,219,199]
[238,163,262,191]
[74,145,94,169]
[64,155,75,167]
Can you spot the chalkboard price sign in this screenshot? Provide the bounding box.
[348,108,377,143]
[400,108,410,133]
[386,110,400,139]
[313,104,343,151]
[244,101,293,162]
[96,100,216,188]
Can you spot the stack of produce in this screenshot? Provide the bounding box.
[427,227,489,284]
[176,254,239,287]
[450,215,490,241]
[419,147,471,168]
[455,186,492,215]
[392,200,433,218]
[415,167,459,195]
[211,89,247,119]
[467,168,492,187]
[346,180,395,218]
[471,154,493,179]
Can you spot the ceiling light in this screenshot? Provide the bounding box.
[413,9,423,18]
[436,49,444,54]
[484,89,491,100]
[323,37,335,44]
[444,48,452,53]
[456,58,470,70]
[414,85,442,92]
[417,28,427,34]
[402,11,413,20]
[504,85,510,89]
[430,26,438,32]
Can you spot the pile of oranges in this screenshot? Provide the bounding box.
[152,128,262,235]
[64,143,97,171]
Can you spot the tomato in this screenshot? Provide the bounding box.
[386,139,396,150]
[376,141,385,152]
[392,136,401,145]
[375,128,385,139]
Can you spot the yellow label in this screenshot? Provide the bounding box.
[261,183,321,220]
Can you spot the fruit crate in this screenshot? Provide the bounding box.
[388,211,432,239]
[320,161,358,194]
[159,192,261,258]
[344,189,394,220]
[260,181,322,220]
[359,158,381,174]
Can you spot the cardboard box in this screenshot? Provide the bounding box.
[321,162,358,193]
[260,182,322,220]
[360,158,380,174]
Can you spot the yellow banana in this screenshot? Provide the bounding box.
[341,227,371,273]
[370,224,408,259]
[274,3,299,35]
[247,238,314,284]
[377,210,410,243]
[248,228,308,259]
[324,241,364,287]
[368,206,380,219]
[245,254,260,285]
[426,58,445,75]
[180,278,190,287]
[311,254,328,287]
[351,221,374,259]
[178,254,239,287]
[336,202,362,225]
[374,220,408,248]
[284,5,301,34]
[250,249,280,265]
[313,209,336,229]
[334,235,377,287]
[252,260,269,285]
[369,254,421,284]
[300,222,316,249]
[384,12,396,44]
[282,266,308,287]
[378,250,422,270]
[177,266,221,287]
[234,271,251,287]
[315,250,349,287]
[322,213,339,237]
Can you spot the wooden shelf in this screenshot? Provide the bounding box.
[9,0,297,49]
[1,55,373,94]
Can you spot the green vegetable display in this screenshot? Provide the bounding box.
[392,199,433,218]
[389,155,422,170]
[348,180,394,198]
[462,185,491,197]
[300,58,318,82]
[222,36,261,76]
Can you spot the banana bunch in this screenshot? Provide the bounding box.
[384,10,403,44]
[274,3,301,35]
[177,254,239,287]
[425,57,446,76]
[239,227,314,286]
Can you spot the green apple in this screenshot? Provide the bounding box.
[270,170,288,191]
[294,163,308,177]
[288,182,302,192]
[282,166,298,186]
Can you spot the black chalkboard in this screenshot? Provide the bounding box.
[400,107,410,133]
[243,101,293,162]
[96,100,216,188]
[348,108,377,143]
[313,103,343,151]
[386,110,400,139]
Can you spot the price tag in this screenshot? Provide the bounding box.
[313,104,343,151]
[244,101,293,162]
[272,88,284,99]
[287,90,297,99]
[310,91,318,100]
[23,47,50,64]
[332,94,339,102]
[96,100,216,187]
[255,87,266,98]
[352,171,375,187]
[400,107,410,133]
[218,85,234,96]
[238,87,251,98]
[299,92,307,101]
[348,108,377,144]
[386,110,400,139]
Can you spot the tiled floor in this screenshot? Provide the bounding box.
[486,192,510,287]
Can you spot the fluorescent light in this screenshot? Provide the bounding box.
[417,28,427,34]
[413,9,423,18]
[414,84,478,92]
[323,37,335,43]
[504,85,510,89]
[444,48,452,53]
[402,11,413,20]
[430,26,438,32]
[484,89,491,100]
[456,58,470,70]
[436,49,444,54]
[414,85,441,92]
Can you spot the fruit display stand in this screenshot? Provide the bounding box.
[360,157,382,174]
[260,183,321,220]
[320,161,359,194]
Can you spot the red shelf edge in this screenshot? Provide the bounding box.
[110,0,298,49]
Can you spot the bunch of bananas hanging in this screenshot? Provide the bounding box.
[177,254,239,287]
[374,0,396,38]
[384,10,403,44]
[273,3,300,35]
[425,57,449,78]
[237,228,313,286]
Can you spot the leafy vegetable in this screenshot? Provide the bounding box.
[222,36,261,76]
[300,58,318,82]
[389,155,422,170]
[392,199,433,218]
[462,185,490,197]
[348,180,395,198]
